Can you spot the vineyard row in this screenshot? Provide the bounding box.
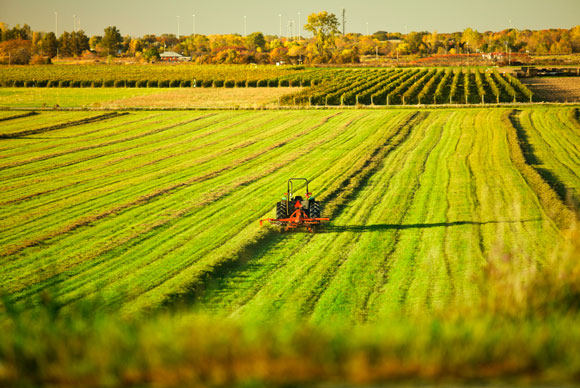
[282,68,535,105]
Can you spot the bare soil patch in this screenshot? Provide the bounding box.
[521,77,580,102]
[101,87,302,108]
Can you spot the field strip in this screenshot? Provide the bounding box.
[0,114,250,226]
[0,111,38,122]
[527,111,580,194]
[367,109,561,320]
[0,112,127,138]
[494,111,559,254]
[0,112,167,156]
[441,114,484,308]
[324,113,448,322]
[0,111,105,143]
[0,112,206,170]
[377,112,459,316]
[0,113,254,185]
[516,108,580,210]
[0,112,221,173]
[504,110,575,228]
[54,113,363,308]
[0,111,170,154]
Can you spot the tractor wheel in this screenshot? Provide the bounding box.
[310,201,321,219]
[276,201,287,219]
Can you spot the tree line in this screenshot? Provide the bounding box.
[1,12,579,65]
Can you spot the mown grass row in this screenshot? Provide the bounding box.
[0,111,103,137]
[511,107,580,212]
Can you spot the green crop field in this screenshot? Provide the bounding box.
[1,106,580,386]
[1,106,578,314]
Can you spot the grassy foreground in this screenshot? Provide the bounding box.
[1,227,580,386]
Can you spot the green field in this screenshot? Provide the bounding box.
[1,105,580,386]
[1,107,578,314]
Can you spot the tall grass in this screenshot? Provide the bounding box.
[1,227,580,387]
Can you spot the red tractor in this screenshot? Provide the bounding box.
[260,178,329,232]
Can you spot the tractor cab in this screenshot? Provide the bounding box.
[260,178,329,232]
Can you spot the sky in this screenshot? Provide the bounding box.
[1,0,579,38]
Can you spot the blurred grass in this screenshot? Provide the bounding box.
[1,225,580,387]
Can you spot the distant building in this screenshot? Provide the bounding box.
[159,51,191,62]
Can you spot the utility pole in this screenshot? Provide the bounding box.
[279,14,282,37]
[342,8,346,36]
[177,16,180,39]
[192,14,195,36]
[366,22,369,36]
[504,40,508,64]
[298,12,301,40]
[244,15,247,37]
[73,15,76,32]
[54,11,59,59]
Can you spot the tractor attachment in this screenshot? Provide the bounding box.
[259,178,329,232]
